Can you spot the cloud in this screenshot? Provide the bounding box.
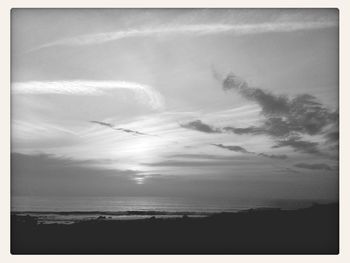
[179,111,334,159]
[217,72,339,159]
[212,143,288,160]
[258,153,288,160]
[294,163,336,171]
[284,94,338,136]
[180,120,222,133]
[180,120,266,136]
[325,131,339,143]
[223,73,290,115]
[179,117,324,157]
[28,20,337,52]
[90,120,156,137]
[117,128,155,137]
[222,126,265,135]
[90,120,114,128]
[272,137,320,155]
[12,80,164,109]
[222,73,249,90]
[211,143,251,154]
[169,154,249,161]
[179,120,289,159]
[221,73,338,137]
[211,65,224,82]
[142,160,247,167]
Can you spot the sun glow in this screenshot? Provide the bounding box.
[134,176,146,185]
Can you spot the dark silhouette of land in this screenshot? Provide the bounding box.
[11,203,339,254]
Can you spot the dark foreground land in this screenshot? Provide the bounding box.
[11,203,339,254]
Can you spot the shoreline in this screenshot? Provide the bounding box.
[11,202,334,224]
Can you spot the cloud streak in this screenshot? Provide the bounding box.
[179,120,289,160]
[180,120,264,136]
[258,153,288,160]
[90,120,156,137]
[211,143,288,160]
[180,120,221,133]
[211,144,252,154]
[12,80,164,109]
[272,137,321,155]
[294,163,336,171]
[29,21,337,52]
[222,126,265,135]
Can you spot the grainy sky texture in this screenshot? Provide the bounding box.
[11,9,339,202]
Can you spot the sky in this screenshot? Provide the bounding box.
[11,9,339,203]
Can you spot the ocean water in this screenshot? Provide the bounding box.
[12,196,266,213]
[11,195,318,224]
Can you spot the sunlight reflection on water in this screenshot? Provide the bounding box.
[12,196,266,212]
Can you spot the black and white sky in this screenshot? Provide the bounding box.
[11,9,339,202]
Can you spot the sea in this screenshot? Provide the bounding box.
[11,195,326,224]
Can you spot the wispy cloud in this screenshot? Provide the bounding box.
[258,153,288,160]
[272,137,321,155]
[12,80,164,109]
[211,143,252,154]
[180,119,265,136]
[179,120,290,160]
[142,160,243,167]
[168,154,249,161]
[90,120,114,128]
[294,163,336,171]
[211,143,288,160]
[90,120,156,137]
[28,20,337,52]
[180,120,221,133]
[222,126,265,135]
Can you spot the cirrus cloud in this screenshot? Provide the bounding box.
[28,20,338,52]
[12,80,164,109]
